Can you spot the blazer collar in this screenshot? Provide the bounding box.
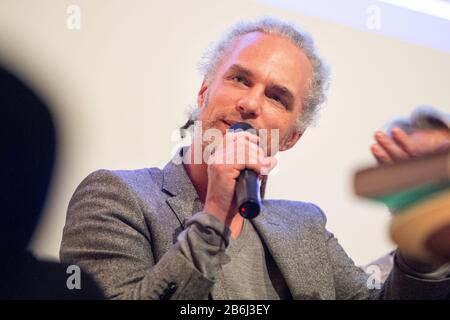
[162,149,201,227]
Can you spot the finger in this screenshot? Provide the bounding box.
[235,142,275,175]
[253,143,272,169]
[224,132,260,162]
[371,143,394,165]
[391,127,418,157]
[222,136,273,173]
[235,141,267,168]
[226,131,260,146]
[259,156,277,176]
[374,131,410,161]
[247,143,276,175]
[219,137,260,165]
[234,132,265,151]
[243,160,263,176]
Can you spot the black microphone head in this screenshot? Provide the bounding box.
[229,122,261,219]
[229,122,254,132]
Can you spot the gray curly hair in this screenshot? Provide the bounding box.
[182,16,330,133]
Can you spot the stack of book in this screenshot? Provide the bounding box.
[354,150,450,263]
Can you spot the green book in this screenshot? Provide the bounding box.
[375,182,450,211]
[354,150,450,211]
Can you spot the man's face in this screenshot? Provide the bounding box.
[196,31,313,154]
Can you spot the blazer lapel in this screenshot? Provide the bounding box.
[251,204,325,300]
[161,156,201,228]
[160,154,229,299]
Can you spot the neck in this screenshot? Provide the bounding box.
[182,145,208,203]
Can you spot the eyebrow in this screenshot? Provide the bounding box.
[227,64,295,109]
[227,64,254,79]
[268,84,295,109]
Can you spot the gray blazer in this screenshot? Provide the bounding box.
[60,156,450,300]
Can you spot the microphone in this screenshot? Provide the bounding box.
[229,122,261,219]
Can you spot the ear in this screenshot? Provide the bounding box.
[279,130,303,151]
[197,79,208,108]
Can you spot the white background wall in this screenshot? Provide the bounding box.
[1,0,449,265]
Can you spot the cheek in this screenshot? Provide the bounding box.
[214,84,242,105]
[265,111,298,136]
[262,125,294,154]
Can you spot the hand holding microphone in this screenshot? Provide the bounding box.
[203,122,277,226]
[230,122,263,219]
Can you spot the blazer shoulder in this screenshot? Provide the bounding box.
[78,167,163,194]
[67,167,165,215]
[263,199,327,226]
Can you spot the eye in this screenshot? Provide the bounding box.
[268,93,287,108]
[231,75,248,85]
[271,95,281,102]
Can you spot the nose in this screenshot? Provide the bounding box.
[236,87,263,119]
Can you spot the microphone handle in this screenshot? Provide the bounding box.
[236,169,261,219]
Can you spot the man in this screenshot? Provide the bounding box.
[364,106,450,283]
[60,17,450,299]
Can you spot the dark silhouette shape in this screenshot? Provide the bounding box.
[0,65,104,299]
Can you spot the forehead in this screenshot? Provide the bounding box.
[217,31,312,96]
